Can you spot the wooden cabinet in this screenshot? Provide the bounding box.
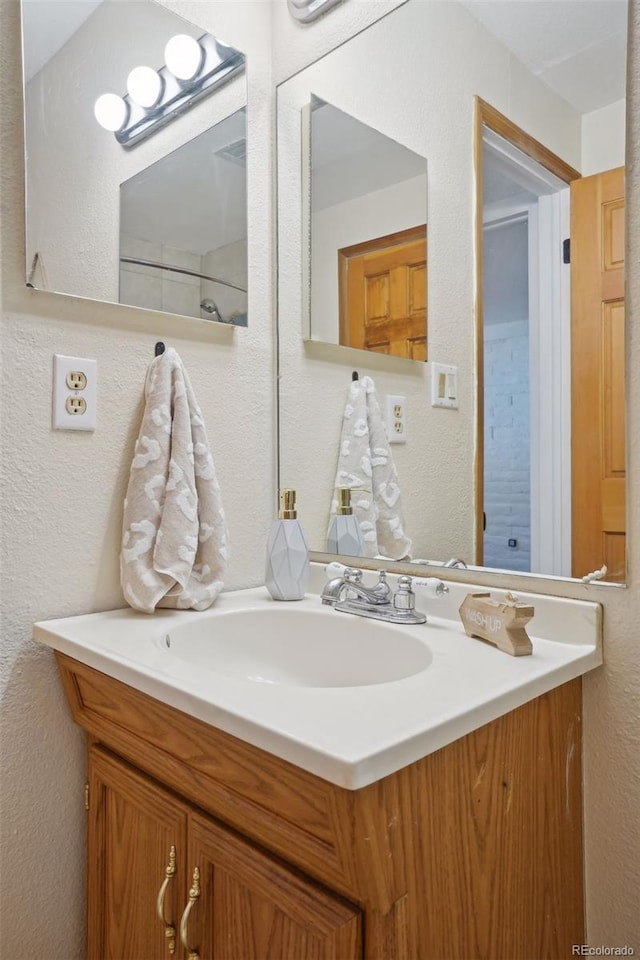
[87,746,361,960]
[59,653,585,960]
[87,749,188,959]
[189,811,361,960]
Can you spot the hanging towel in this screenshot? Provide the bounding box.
[120,348,228,614]
[329,375,412,560]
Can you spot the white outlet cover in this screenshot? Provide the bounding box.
[53,354,97,431]
[386,394,407,444]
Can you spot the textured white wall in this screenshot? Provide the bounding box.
[0,1,274,956]
[582,97,627,177]
[0,1,638,956]
[277,0,581,562]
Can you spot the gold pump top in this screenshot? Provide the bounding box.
[279,488,297,519]
[336,487,354,516]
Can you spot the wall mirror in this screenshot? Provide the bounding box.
[306,96,428,358]
[21,0,247,326]
[277,0,628,584]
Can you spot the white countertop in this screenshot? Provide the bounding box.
[33,570,602,789]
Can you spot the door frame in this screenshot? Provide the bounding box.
[474,97,581,570]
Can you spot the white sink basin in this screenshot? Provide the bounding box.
[33,576,602,789]
[158,607,432,687]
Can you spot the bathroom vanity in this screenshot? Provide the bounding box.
[36,580,600,959]
[59,654,584,960]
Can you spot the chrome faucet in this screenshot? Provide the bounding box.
[321,568,440,625]
[444,557,467,569]
[321,567,391,606]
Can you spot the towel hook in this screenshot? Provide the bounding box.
[352,370,359,381]
[155,341,166,356]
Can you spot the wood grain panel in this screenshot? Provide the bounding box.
[602,478,626,531]
[408,337,426,361]
[571,167,625,580]
[603,532,626,581]
[409,263,426,313]
[189,811,362,960]
[87,745,188,960]
[58,655,358,899]
[603,301,626,476]
[603,200,625,268]
[365,273,389,321]
[397,679,584,959]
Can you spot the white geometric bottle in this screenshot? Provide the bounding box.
[326,487,365,557]
[265,489,309,601]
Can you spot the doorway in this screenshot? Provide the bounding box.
[475,99,579,575]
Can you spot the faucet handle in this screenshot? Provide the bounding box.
[413,577,449,599]
[343,567,363,583]
[393,576,416,612]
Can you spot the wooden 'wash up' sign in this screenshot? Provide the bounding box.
[458,592,534,657]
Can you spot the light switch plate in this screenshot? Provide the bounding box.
[431,362,458,409]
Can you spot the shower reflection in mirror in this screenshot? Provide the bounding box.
[119,109,247,324]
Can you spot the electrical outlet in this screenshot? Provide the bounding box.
[53,354,97,431]
[65,396,87,415]
[386,394,407,443]
[66,370,87,391]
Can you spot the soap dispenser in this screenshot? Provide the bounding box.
[327,487,365,557]
[265,489,309,601]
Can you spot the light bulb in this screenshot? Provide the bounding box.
[94,93,128,132]
[164,34,203,81]
[127,66,163,108]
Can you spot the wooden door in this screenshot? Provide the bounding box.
[186,810,362,960]
[87,745,188,960]
[339,225,427,359]
[571,167,625,581]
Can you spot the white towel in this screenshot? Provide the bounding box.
[330,376,412,561]
[120,348,228,614]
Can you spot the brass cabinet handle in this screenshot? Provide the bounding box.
[179,866,201,960]
[156,845,177,955]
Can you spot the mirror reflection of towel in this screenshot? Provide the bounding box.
[330,376,412,560]
[120,348,228,613]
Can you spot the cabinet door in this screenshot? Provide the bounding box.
[183,811,362,960]
[87,745,188,960]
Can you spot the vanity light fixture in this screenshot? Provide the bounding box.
[287,0,346,23]
[93,32,245,148]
